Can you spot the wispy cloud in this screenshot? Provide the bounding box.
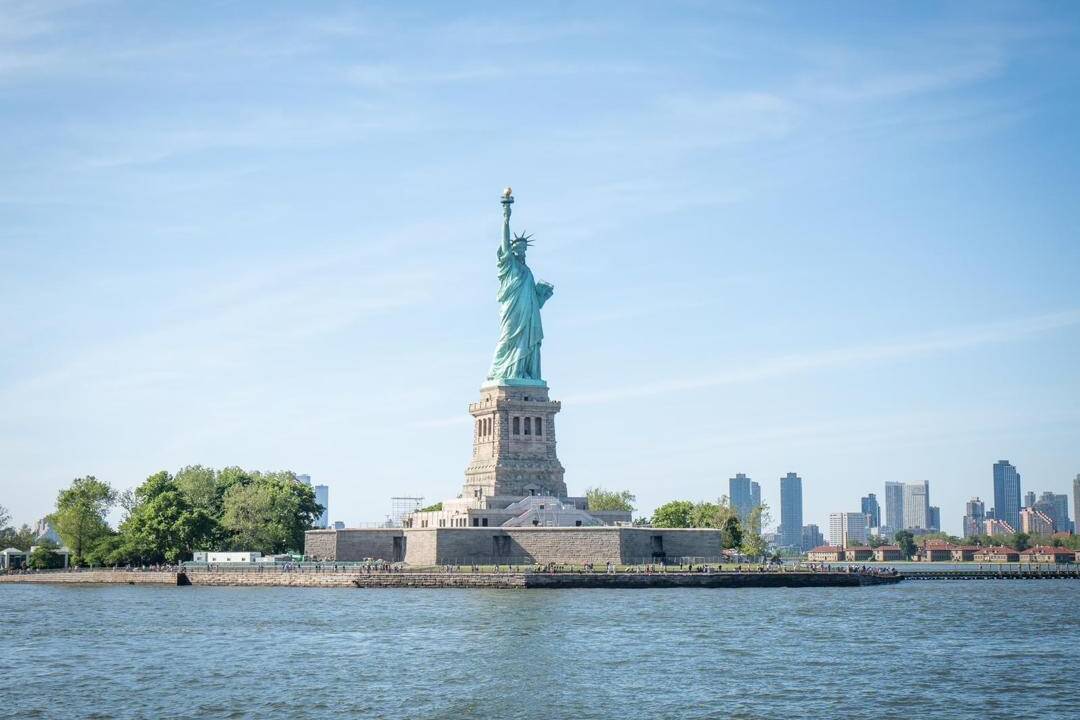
[565,309,1080,405]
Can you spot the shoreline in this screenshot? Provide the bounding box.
[0,569,902,589]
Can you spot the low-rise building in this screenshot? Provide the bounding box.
[872,545,903,561]
[192,551,262,563]
[807,545,845,562]
[972,547,1020,563]
[921,541,954,562]
[844,547,873,562]
[0,547,27,570]
[1020,546,1075,564]
[950,546,981,562]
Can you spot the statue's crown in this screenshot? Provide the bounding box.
[512,231,534,247]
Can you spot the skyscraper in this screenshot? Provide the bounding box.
[884,481,904,533]
[314,484,329,529]
[829,512,868,547]
[751,481,761,511]
[1034,492,1070,533]
[1020,507,1054,535]
[1024,491,1036,509]
[928,506,940,532]
[993,461,1021,532]
[780,473,803,549]
[1074,475,1080,534]
[801,524,823,551]
[729,473,755,521]
[860,493,881,529]
[963,497,985,538]
[903,481,929,530]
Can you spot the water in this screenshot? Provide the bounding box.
[2,581,1077,719]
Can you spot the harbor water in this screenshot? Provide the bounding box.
[2,580,1077,719]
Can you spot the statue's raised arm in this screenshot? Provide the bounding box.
[500,190,513,256]
[486,188,550,385]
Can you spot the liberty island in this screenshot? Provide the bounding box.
[303,189,738,565]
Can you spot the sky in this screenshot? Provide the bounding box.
[2,1,1079,537]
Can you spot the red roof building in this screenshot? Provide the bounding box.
[806,546,845,562]
[844,547,874,562]
[972,547,1020,563]
[873,545,903,562]
[921,541,954,562]
[1020,546,1076,564]
[950,546,982,562]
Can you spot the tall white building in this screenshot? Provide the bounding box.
[903,481,930,530]
[828,512,868,547]
[884,481,905,533]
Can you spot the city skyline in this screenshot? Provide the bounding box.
[2,3,1079,536]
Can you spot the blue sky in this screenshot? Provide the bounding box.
[2,1,1079,535]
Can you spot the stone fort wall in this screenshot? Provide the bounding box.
[307,527,724,565]
[304,529,404,562]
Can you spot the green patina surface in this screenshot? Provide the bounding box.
[487,190,553,385]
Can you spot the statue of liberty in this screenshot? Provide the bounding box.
[487,188,554,384]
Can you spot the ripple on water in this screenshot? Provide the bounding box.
[2,581,1079,719]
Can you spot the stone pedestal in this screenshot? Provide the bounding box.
[463,383,566,505]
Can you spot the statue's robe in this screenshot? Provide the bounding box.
[488,245,546,381]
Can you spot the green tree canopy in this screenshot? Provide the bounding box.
[740,504,771,559]
[220,473,320,554]
[0,524,35,551]
[720,514,743,549]
[0,505,35,551]
[115,471,215,564]
[43,467,323,566]
[28,540,65,569]
[1011,532,1031,552]
[894,530,917,559]
[585,487,636,513]
[51,476,116,564]
[651,500,694,528]
[419,502,443,512]
[174,465,221,514]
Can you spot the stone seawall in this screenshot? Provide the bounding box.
[1,571,901,589]
[0,571,181,585]
[180,571,899,589]
[183,571,527,588]
[523,572,901,588]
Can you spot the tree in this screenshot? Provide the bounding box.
[894,530,917,559]
[1011,532,1031,552]
[0,505,34,551]
[174,465,221,514]
[220,474,320,554]
[911,528,963,546]
[51,476,116,564]
[689,501,724,528]
[720,514,743,549]
[0,524,35,551]
[28,540,64,569]
[585,487,636,513]
[115,471,215,564]
[867,535,887,548]
[740,504,771,560]
[651,501,694,528]
[419,502,443,512]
